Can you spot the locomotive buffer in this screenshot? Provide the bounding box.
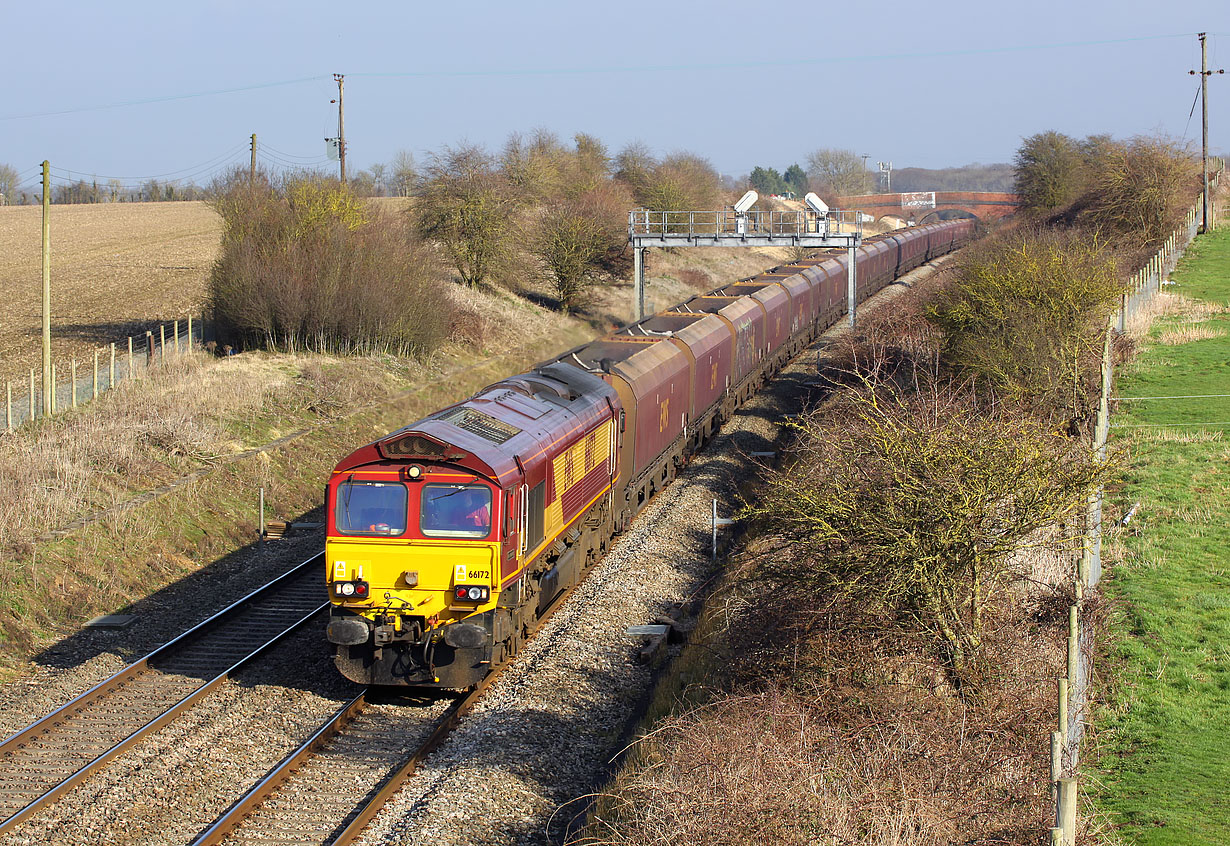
[628,191,864,326]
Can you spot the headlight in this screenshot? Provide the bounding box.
[334,580,369,599]
[452,584,490,603]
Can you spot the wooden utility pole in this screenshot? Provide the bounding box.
[41,161,51,416]
[250,133,257,182]
[1191,33,1224,232]
[334,73,346,184]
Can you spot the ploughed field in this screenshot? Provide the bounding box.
[0,201,220,386]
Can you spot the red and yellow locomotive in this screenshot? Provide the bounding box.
[325,363,619,687]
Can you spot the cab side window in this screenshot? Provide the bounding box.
[526,481,545,549]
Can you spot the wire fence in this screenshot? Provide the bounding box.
[1048,174,1219,845]
[4,317,214,432]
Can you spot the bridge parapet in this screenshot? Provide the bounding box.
[834,191,1020,221]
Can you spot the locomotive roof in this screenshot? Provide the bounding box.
[331,362,617,486]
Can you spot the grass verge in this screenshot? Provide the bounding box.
[1092,225,1230,845]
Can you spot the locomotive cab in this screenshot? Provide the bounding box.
[326,460,508,687]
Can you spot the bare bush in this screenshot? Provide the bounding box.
[744,378,1103,679]
[924,229,1123,430]
[579,610,1056,845]
[675,268,711,290]
[208,173,451,355]
[1084,135,1199,245]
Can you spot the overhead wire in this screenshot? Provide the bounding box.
[46,150,250,193]
[257,150,330,170]
[49,142,250,181]
[259,142,331,162]
[0,75,329,122]
[0,31,1202,125]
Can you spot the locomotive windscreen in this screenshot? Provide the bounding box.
[335,481,408,536]
[421,484,493,538]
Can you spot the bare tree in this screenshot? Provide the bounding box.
[1086,135,1198,245]
[532,201,606,313]
[0,163,19,205]
[613,141,656,200]
[391,150,417,197]
[368,162,387,197]
[1013,131,1084,213]
[805,148,868,196]
[414,144,518,287]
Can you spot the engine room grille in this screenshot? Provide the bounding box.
[437,406,522,444]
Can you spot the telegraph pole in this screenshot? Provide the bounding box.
[41,161,51,416]
[334,73,346,184]
[250,133,257,182]
[1191,33,1224,232]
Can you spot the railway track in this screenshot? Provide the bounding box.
[0,554,329,836]
[192,574,585,846]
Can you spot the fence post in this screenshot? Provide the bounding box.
[174,319,180,356]
[1067,606,1079,681]
[110,342,116,388]
[1058,677,1069,740]
[187,315,193,350]
[71,361,77,408]
[29,369,35,422]
[92,349,99,400]
[128,335,134,379]
[146,331,154,366]
[159,325,166,363]
[50,363,56,414]
[1051,729,1063,781]
[259,487,266,538]
[1056,778,1077,845]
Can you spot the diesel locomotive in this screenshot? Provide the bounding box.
[324,219,976,687]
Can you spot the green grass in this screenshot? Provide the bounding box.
[1093,226,1230,845]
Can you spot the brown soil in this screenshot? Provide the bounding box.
[0,202,220,386]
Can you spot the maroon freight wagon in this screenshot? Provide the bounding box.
[560,337,691,514]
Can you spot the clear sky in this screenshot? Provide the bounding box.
[3,0,1227,194]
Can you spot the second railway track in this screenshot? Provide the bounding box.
[0,554,329,836]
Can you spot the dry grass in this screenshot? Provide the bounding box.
[1147,427,1224,443]
[0,350,401,557]
[1128,291,1230,337]
[579,582,1060,845]
[1156,324,1226,345]
[0,202,221,385]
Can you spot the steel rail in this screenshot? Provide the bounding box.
[0,552,328,836]
[192,555,591,846]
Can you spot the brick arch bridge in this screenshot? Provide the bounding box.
[833,191,1019,222]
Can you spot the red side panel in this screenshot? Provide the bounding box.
[675,296,764,386]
